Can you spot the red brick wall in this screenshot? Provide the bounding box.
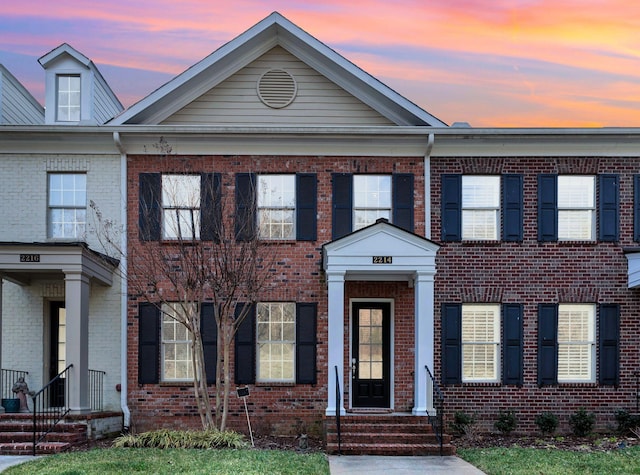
[431,156,640,434]
[126,154,424,435]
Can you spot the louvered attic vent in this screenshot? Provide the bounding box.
[257,69,297,108]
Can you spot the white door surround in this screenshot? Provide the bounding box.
[322,220,439,416]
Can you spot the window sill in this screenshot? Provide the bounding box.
[255,381,296,387]
[557,382,597,387]
[461,381,502,387]
[159,381,194,387]
[461,240,502,246]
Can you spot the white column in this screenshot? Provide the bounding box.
[326,271,346,416]
[64,271,91,414]
[412,271,435,416]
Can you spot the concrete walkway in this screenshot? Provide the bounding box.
[0,455,38,473]
[329,455,486,474]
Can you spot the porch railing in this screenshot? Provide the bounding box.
[334,365,342,455]
[425,364,445,456]
[89,369,106,412]
[32,365,72,456]
[1,369,29,400]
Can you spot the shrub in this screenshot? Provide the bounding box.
[112,429,247,449]
[614,409,640,435]
[569,408,596,437]
[450,411,476,436]
[535,412,559,435]
[494,410,518,435]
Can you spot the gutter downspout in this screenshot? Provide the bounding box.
[113,131,131,431]
[424,133,434,240]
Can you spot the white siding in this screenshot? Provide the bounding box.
[162,47,394,126]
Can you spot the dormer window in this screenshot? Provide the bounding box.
[56,74,81,122]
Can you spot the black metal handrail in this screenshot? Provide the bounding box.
[334,365,341,455]
[425,364,445,456]
[32,365,72,456]
[89,369,106,412]
[1,369,29,400]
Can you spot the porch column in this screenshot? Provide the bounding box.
[64,271,90,414]
[326,270,346,416]
[412,271,435,416]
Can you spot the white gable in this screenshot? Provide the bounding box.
[323,220,439,282]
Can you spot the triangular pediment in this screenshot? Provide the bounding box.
[110,12,446,127]
[323,220,439,281]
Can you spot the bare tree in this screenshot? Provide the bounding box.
[91,139,275,431]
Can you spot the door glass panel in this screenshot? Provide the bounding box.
[358,308,384,380]
[58,308,66,374]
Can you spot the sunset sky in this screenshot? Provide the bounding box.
[1,1,639,127]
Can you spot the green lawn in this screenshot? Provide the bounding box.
[4,448,330,475]
[458,446,640,475]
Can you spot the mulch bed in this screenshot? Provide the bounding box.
[454,433,640,452]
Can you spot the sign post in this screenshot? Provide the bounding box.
[236,386,254,446]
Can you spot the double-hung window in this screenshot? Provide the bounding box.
[48,173,86,239]
[257,175,295,240]
[461,304,500,382]
[161,303,195,381]
[557,176,595,241]
[557,304,595,382]
[162,174,201,240]
[257,302,295,382]
[353,175,391,230]
[462,176,500,240]
[56,74,81,122]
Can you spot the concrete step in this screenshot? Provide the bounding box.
[326,441,456,456]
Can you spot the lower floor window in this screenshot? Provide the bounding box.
[161,303,195,381]
[257,302,295,382]
[462,304,500,382]
[557,304,595,382]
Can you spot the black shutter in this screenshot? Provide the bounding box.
[234,303,255,384]
[332,173,353,239]
[441,175,462,241]
[235,173,256,241]
[200,173,221,241]
[442,303,462,384]
[393,173,414,232]
[503,175,524,242]
[503,304,523,386]
[635,176,640,242]
[296,303,317,384]
[538,174,558,242]
[139,173,161,241]
[538,304,558,386]
[599,304,620,387]
[296,174,317,241]
[138,303,160,384]
[201,303,218,385]
[599,174,619,242]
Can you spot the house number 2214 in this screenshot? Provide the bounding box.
[372,256,392,264]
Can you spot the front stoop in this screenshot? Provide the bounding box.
[0,413,87,455]
[324,414,456,456]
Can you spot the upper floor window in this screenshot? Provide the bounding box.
[353,175,391,230]
[48,173,86,239]
[162,174,201,240]
[161,302,195,382]
[557,176,595,241]
[56,75,81,122]
[462,176,500,240]
[461,304,500,382]
[256,302,296,382]
[557,304,595,383]
[257,175,295,240]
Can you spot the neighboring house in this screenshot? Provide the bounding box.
[0,44,124,438]
[2,12,640,450]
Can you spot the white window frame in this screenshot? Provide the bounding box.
[161,174,201,240]
[557,176,595,241]
[256,302,296,383]
[557,304,595,383]
[48,173,87,239]
[257,175,296,240]
[462,175,500,241]
[56,74,81,122]
[461,304,501,383]
[353,175,392,231]
[161,302,195,382]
